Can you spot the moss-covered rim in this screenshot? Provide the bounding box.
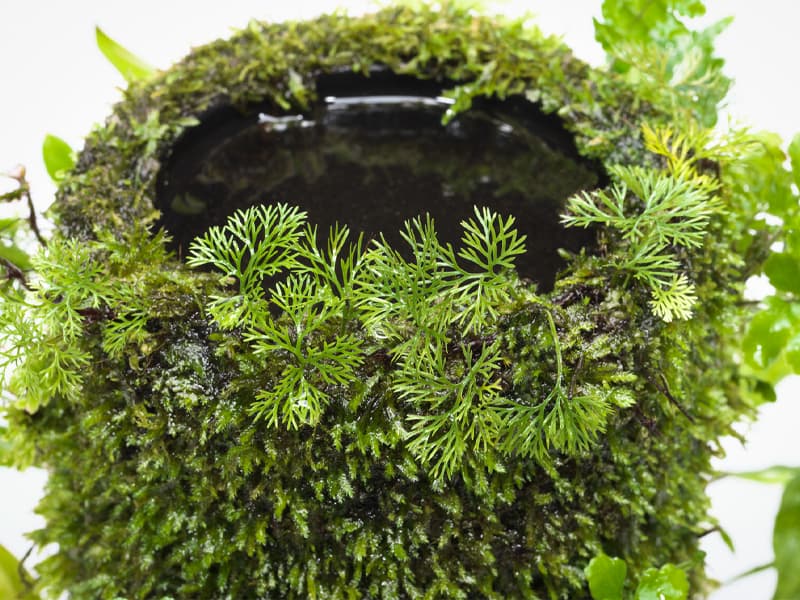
[56,3,652,249]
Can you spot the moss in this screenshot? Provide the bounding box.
[3,3,764,599]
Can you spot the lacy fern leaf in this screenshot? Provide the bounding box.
[562,126,720,322]
[190,202,635,477]
[245,273,364,428]
[187,204,306,328]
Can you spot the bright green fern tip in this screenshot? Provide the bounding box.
[562,124,721,323]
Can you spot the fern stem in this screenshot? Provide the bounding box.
[544,309,564,400]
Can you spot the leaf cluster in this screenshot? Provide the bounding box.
[585,552,689,600]
[0,228,178,412]
[726,466,800,599]
[595,0,731,127]
[563,125,721,322]
[740,134,800,381]
[189,203,633,479]
[730,134,800,598]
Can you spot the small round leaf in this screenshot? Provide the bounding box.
[585,552,627,600]
[42,134,75,182]
[635,564,689,600]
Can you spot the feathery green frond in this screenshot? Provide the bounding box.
[188,204,307,328]
[562,126,720,322]
[189,203,571,476]
[399,341,504,480]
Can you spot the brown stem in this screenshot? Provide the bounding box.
[567,353,584,399]
[696,526,720,538]
[17,545,37,593]
[21,181,47,248]
[652,373,696,424]
[1,258,32,290]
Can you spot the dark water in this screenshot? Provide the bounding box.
[156,74,603,291]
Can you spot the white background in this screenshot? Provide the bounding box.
[1,2,798,598]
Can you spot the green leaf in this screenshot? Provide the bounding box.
[0,243,32,272]
[585,553,627,600]
[773,473,800,599]
[635,564,689,600]
[595,0,729,126]
[784,334,800,373]
[742,302,798,371]
[41,134,75,182]
[729,466,800,486]
[595,0,704,52]
[764,253,800,295]
[287,68,309,106]
[0,425,10,467]
[789,133,800,189]
[0,543,39,599]
[728,560,775,584]
[95,26,155,83]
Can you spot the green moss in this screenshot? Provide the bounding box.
[1,3,766,598]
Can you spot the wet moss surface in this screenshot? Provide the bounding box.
[6,4,763,599]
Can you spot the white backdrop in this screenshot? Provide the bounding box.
[1,2,798,598]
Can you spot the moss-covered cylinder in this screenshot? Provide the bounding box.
[4,5,762,599]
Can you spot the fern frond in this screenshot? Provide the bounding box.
[399,341,503,479]
[245,274,363,427]
[563,157,719,322]
[609,165,719,248]
[249,367,328,429]
[458,207,526,273]
[102,308,150,359]
[647,273,697,323]
[451,207,526,334]
[31,239,111,340]
[560,185,627,231]
[187,203,306,302]
[356,216,455,347]
[295,223,364,302]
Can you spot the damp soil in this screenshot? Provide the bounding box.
[156,73,605,291]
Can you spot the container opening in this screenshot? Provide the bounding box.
[155,71,605,291]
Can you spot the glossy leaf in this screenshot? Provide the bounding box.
[764,253,800,295]
[635,564,689,600]
[595,0,729,126]
[95,26,155,83]
[742,300,800,374]
[789,133,800,189]
[773,473,800,599]
[595,0,704,52]
[585,553,627,600]
[42,134,75,182]
[0,243,32,272]
[730,466,800,486]
[784,335,800,373]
